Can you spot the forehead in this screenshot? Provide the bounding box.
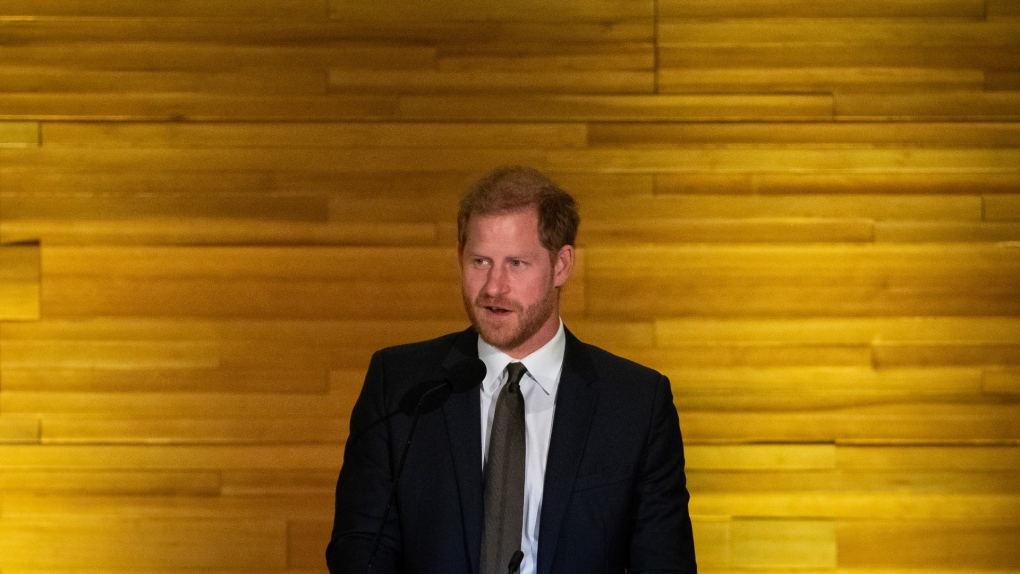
[464,208,542,249]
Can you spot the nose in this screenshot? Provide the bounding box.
[482,265,509,297]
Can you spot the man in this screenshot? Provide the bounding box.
[328,166,697,574]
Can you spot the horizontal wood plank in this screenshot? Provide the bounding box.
[0,18,653,44]
[745,173,1020,195]
[580,194,982,221]
[621,345,873,370]
[0,493,332,519]
[667,367,982,393]
[0,67,327,96]
[220,470,337,495]
[586,244,1020,317]
[0,415,40,442]
[984,369,1020,394]
[397,94,834,121]
[580,218,875,244]
[688,468,1020,493]
[0,121,39,147]
[987,70,1020,91]
[837,446,1020,471]
[1,192,331,221]
[329,68,654,94]
[988,0,1020,17]
[590,122,1020,147]
[0,367,328,393]
[837,520,1020,567]
[659,46,1018,69]
[658,0,985,17]
[658,18,1020,46]
[0,219,437,247]
[1,340,219,369]
[40,121,589,149]
[0,243,41,320]
[685,445,837,471]
[0,146,549,172]
[730,519,836,568]
[4,391,344,420]
[0,444,341,470]
[0,42,435,71]
[874,343,1020,367]
[0,470,220,494]
[40,246,462,280]
[659,67,984,94]
[38,418,346,443]
[680,403,1020,442]
[875,221,1020,242]
[0,93,399,121]
[836,91,1020,120]
[0,0,327,17]
[0,168,276,194]
[655,317,1020,345]
[329,0,654,21]
[984,194,1020,220]
[0,517,288,569]
[0,318,466,347]
[548,147,1020,173]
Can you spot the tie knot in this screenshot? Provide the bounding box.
[505,362,527,391]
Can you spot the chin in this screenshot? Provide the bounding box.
[476,323,519,349]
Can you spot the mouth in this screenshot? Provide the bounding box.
[476,297,516,317]
[483,305,513,316]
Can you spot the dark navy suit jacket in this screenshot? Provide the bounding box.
[327,327,697,574]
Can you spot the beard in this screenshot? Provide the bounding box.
[462,284,558,353]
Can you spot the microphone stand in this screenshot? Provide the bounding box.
[364,381,450,574]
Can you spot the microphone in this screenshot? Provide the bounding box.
[397,358,486,416]
[508,550,524,574]
[364,357,486,574]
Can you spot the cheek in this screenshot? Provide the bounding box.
[461,270,484,294]
[519,274,553,302]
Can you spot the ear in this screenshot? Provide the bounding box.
[552,244,574,288]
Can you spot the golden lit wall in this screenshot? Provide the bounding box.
[1,0,1019,571]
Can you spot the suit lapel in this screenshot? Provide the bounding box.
[441,328,485,574]
[536,329,598,574]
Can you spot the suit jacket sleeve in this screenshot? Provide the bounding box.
[327,350,401,574]
[629,374,697,573]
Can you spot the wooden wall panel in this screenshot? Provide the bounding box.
[1,0,1017,572]
[658,0,987,18]
[0,244,41,320]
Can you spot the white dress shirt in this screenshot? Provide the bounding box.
[478,321,565,574]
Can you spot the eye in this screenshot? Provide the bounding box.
[511,259,524,267]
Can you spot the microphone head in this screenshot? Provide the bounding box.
[447,358,487,393]
[397,358,486,416]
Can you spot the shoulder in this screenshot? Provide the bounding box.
[583,342,662,382]
[565,330,669,411]
[566,329,664,384]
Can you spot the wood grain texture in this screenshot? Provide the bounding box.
[0,244,41,320]
[0,122,39,147]
[1,1,1018,570]
[0,0,329,18]
[658,0,986,18]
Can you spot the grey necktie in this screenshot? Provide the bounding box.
[480,362,528,574]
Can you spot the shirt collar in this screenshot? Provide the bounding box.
[477,320,565,397]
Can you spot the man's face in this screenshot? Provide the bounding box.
[460,208,574,358]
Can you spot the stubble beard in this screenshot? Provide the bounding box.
[463,283,558,353]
